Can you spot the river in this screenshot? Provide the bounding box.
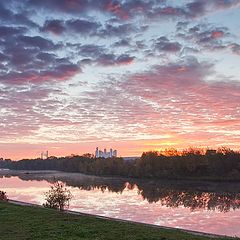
[0,170,239,237]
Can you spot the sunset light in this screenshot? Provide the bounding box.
[1,1,240,239]
[0,0,240,159]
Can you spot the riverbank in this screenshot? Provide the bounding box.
[0,201,236,240]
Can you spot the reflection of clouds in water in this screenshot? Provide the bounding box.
[70,190,240,237]
[0,176,48,188]
[0,175,240,237]
[3,186,47,204]
[154,208,237,235]
[1,176,49,204]
[70,186,145,219]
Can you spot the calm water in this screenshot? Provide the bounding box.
[0,170,240,237]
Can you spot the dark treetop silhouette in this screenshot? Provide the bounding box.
[1,147,240,181]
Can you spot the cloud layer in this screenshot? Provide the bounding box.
[0,0,240,158]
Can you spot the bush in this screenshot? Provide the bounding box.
[0,191,8,201]
[43,182,72,211]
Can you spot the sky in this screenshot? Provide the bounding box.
[0,0,240,159]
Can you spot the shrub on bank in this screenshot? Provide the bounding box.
[0,191,8,201]
[43,182,72,211]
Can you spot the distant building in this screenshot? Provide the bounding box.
[41,151,49,159]
[113,150,117,157]
[95,147,99,158]
[110,148,113,157]
[95,147,117,158]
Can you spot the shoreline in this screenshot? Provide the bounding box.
[7,199,234,239]
[1,171,239,238]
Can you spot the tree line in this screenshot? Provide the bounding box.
[0,147,240,181]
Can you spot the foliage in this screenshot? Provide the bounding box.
[1,147,240,180]
[43,182,72,211]
[0,190,8,201]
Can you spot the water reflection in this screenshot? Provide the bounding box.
[1,170,240,212]
[1,170,240,237]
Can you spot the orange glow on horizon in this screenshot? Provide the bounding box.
[2,138,240,160]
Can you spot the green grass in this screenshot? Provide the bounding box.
[0,201,236,240]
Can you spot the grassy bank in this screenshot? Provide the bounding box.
[0,201,236,240]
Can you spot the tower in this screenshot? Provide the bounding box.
[41,151,49,159]
[113,150,117,157]
[95,147,99,158]
[104,148,107,158]
[110,148,113,157]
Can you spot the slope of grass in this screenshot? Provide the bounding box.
[0,201,236,240]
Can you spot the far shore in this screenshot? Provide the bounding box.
[1,168,240,183]
[1,169,240,194]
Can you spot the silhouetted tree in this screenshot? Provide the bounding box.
[0,191,8,201]
[1,147,240,180]
[43,182,72,211]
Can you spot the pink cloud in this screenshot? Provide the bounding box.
[75,58,240,151]
[42,20,65,35]
[211,30,224,39]
[3,64,81,84]
[2,56,240,160]
[104,1,129,20]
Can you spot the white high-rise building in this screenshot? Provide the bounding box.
[41,151,48,159]
[95,147,99,158]
[95,147,117,158]
[113,150,117,157]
